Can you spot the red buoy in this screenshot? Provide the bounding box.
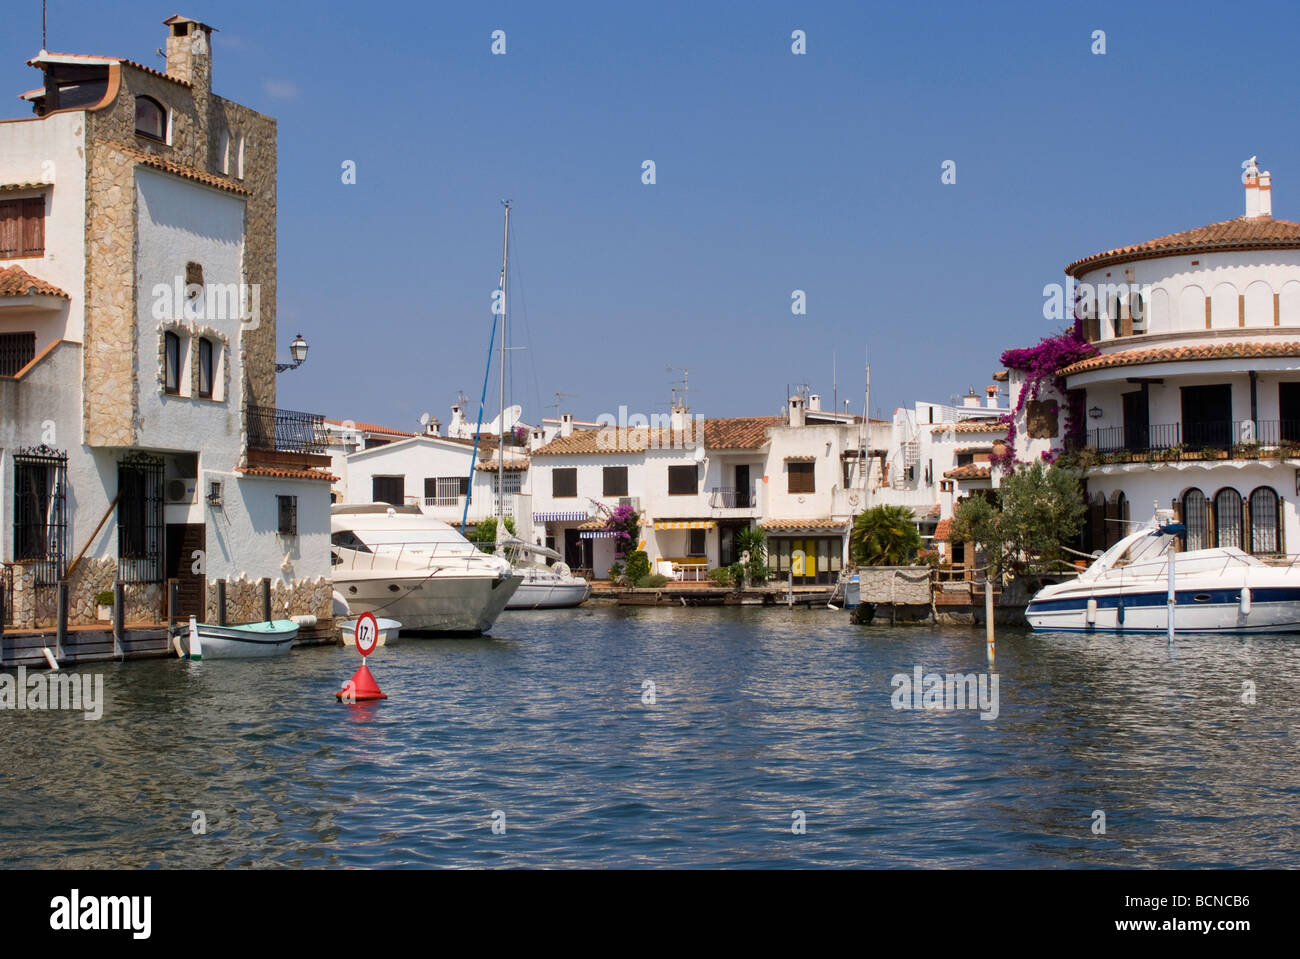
[336,661,387,702]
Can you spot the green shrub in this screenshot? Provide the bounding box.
[608,561,623,582]
[95,590,115,606]
[707,566,734,586]
[635,573,669,588]
[622,550,650,585]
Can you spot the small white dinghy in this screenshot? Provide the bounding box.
[339,617,403,647]
[178,616,299,660]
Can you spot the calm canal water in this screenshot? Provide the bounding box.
[2,605,1298,868]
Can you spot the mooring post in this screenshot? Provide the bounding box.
[167,579,178,633]
[217,578,227,627]
[112,580,124,659]
[56,580,69,660]
[262,577,272,623]
[984,570,995,664]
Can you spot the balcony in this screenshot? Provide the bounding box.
[244,404,331,470]
[708,486,756,509]
[1076,420,1300,463]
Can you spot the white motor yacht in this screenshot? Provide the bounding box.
[331,505,521,634]
[1027,519,1300,634]
[498,538,592,609]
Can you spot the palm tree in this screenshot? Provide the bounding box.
[850,505,923,566]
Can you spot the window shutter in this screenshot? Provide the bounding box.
[0,200,20,258]
[21,198,44,256]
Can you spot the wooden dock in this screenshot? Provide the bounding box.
[589,581,838,607]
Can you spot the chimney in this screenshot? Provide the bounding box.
[529,426,545,450]
[1259,169,1273,217]
[560,412,574,437]
[425,417,441,437]
[985,385,998,408]
[163,16,214,89]
[670,403,688,432]
[963,389,980,408]
[788,395,806,428]
[1242,156,1273,219]
[808,394,821,412]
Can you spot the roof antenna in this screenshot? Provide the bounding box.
[42,0,47,51]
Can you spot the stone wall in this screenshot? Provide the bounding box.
[204,575,333,625]
[8,558,162,628]
[856,566,932,605]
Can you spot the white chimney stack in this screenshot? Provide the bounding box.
[560,412,574,437]
[788,395,806,428]
[808,394,821,411]
[1243,156,1272,219]
[1259,169,1272,217]
[985,385,998,408]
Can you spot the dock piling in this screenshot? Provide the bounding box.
[262,577,272,623]
[112,581,124,659]
[55,581,68,662]
[984,572,995,664]
[217,578,227,626]
[167,579,178,633]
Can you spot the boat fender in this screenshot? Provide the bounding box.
[41,646,59,670]
[555,563,571,577]
[1240,587,1251,616]
[1085,597,1098,626]
[1116,599,1125,627]
[291,614,318,627]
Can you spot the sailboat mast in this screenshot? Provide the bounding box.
[498,200,510,528]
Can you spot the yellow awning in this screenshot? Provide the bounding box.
[653,520,715,530]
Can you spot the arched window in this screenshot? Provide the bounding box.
[1214,488,1244,550]
[197,337,213,398]
[1183,488,1209,551]
[1249,487,1280,555]
[163,331,181,395]
[135,96,167,141]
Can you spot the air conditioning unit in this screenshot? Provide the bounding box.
[166,477,197,504]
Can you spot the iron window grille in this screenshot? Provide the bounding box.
[278,495,298,535]
[118,453,164,583]
[12,444,67,585]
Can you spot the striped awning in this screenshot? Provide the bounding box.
[533,511,589,523]
[579,530,618,539]
[653,520,716,530]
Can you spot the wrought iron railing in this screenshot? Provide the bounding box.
[1084,420,1300,454]
[246,405,327,454]
[1,563,13,624]
[12,444,67,585]
[708,486,755,508]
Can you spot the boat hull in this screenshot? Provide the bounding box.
[339,617,403,646]
[183,620,299,659]
[1027,587,1300,634]
[335,573,522,634]
[505,578,591,609]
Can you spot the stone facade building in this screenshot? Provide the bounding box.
[0,15,332,629]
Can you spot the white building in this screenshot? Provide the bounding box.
[0,15,332,629]
[1017,158,1300,555]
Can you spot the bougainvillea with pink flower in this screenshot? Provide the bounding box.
[991,322,1096,473]
[598,502,641,558]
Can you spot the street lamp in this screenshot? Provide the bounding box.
[276,333,309,373]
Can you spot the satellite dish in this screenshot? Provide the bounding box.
[693,445,706,463]
[419,412,431,426]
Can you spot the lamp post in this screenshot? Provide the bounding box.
[275,333,309,373]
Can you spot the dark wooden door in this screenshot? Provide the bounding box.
[1181,384,1232,448]
[165,523,206,619]
[1281,383,1300,442]
[563,528,583,569]
[1122,390,1149,450]
[734,465,751,507]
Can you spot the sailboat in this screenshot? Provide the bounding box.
[481,201,590,610]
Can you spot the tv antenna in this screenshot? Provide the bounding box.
[666,364,697,411]
[548,391,579,414]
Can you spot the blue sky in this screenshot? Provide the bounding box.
[6,0,1300,430]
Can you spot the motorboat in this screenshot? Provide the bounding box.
[498,538,591,609]
[1027,520,1300,634]
[331,504,521,634]
[339,617,403,647]
[178,617,299,659]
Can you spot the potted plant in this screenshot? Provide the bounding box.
[95,589,114,621]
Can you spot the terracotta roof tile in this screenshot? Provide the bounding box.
[933,518,953,542]
[1058,340,1300,377]
[474,455,530,471]
[759,518,848,531]
[0,265,69,299]
[237,466,338,482]
[926,503,942,519]
[953,445,993,454]
[119,144,249,195]
[943,464,992,480]
[931,420,1006,435]
[28,52,192,87]
[325,418,416,438]
[531,416,782,456]
[1066,216,1300,276]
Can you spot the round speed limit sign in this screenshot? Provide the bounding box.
[354,611,380,657]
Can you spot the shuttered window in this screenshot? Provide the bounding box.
[603,466,628,497]
[0,197,45,258]
[787,462,815,494]
[667,464,698,495]
[197,338,213,398]
[553,468,578,498]
[372,476,405,506]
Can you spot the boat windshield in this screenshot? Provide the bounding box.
[1108,532,1176,569]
